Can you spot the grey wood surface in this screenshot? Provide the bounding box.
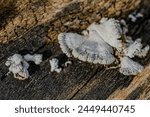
[0,1,150,100]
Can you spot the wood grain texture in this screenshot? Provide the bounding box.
[0,0,140,43]
[1,0,150,100]
[107,65,150,100]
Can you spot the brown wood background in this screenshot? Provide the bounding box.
[0,0,150,100]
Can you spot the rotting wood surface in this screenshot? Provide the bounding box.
[0,0,141,43]
[1,0,150,100]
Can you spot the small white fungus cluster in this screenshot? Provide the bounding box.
[128,11,143,22]
[58,17,149,75]
[49,59,72,73]
[5,54,43,80]
[49,58,62,73]
[24,54,43,65]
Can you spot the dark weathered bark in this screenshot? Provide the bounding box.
[1,0,150,100]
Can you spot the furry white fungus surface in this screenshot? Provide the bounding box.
[5,54,29,80]
[5,53,43,80]
[49,58,62,73]
[58,17,149,75]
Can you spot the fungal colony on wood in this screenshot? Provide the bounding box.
[5,17,150,80]
[5,54,43,80]
[49,58,62,73]
[58,17,149,75]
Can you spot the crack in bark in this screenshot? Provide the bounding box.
[69,66,104,100]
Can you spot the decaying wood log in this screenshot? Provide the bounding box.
[107,64,150,100]
[0,0,141,43]
[1,0,150,100]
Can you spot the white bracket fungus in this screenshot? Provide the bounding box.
[58,22,116,65]
[5,53,43,80]
[124,38,150,58]
[58,17,149,76]
[87,18,123,50]
[119,56,144,75]
[49,58,62,73]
